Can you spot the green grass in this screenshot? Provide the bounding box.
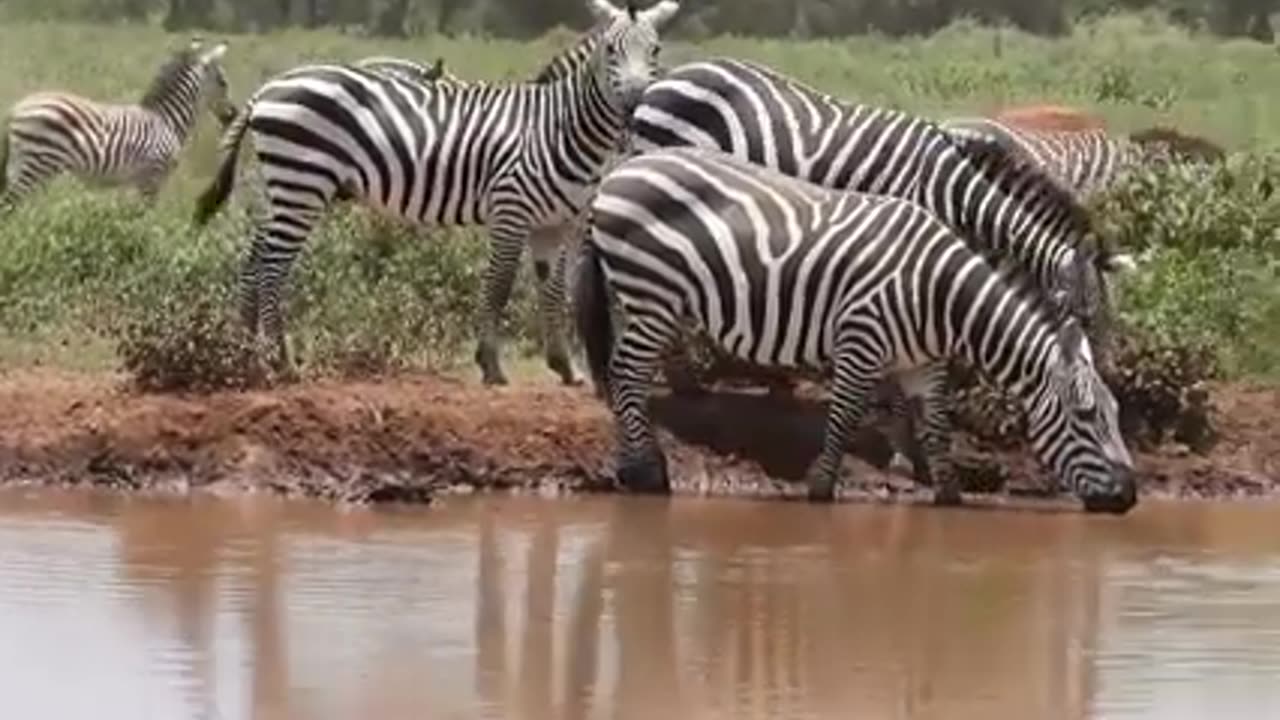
[0,14,1278,385]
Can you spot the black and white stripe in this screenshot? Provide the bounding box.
[629,58,1139,480]
[630,59,1135,336]
[575,147,1138,514]
[193,0,680,386]
[0,40,235,210]
[353,56,457,85]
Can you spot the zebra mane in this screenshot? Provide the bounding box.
[945,132,1117,266]
[532,19,610,84]
[140,47,202,109]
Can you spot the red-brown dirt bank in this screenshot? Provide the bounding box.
[0,369,1276,506]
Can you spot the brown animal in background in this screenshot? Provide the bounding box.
[993,104,1107,133]
[1129,126,1227,164]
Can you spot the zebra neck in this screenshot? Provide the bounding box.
[142,87,199,144]
[540,68,629,180]
[954,277,1058,404]
[949,161,1071,297]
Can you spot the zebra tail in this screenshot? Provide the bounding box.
[573,236,614,401]
[193,107,250,227]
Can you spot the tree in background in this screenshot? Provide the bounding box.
[0,0,1274,41]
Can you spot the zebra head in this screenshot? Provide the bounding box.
[585,0,680,113]
[191,41,237,129]
[1038,315,1137,514]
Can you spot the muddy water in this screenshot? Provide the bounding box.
[1,492,1279,720]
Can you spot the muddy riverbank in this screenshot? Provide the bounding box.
[0,369,1276,505]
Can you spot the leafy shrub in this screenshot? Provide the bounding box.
[116,288,258,393]
[1096,152,1280,375]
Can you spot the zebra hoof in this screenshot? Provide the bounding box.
[616,449,670,495]
[474,345,508,387]
[547,353,581,386]
[806,483,836,503]
[933,484,963,507]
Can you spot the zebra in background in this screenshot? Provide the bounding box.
[628,58,1135,483]
[353,56,458,85]
[0,39,236,212]
[575,147,1138,514]
[193,0,680,386]
[940,116,1226,200]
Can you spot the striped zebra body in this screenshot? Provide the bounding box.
[576,147,1137,514]
[193,0,680,386]
[0,40,235,211]
[353,56,457,85]
[628,58,1133,484]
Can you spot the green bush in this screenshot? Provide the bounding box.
[1097,152,1280,375]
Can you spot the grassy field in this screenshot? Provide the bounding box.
[0,15,1278,386]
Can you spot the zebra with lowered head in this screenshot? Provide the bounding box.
[628,57,1137,484]
[575,147,1138,514]
[193,0,680,386]
[1,39,236,211]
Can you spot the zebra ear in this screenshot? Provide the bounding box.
[640,0,680,27]
[1101,252,1137,273]
[586,0,623,23]
[200,42,228,64]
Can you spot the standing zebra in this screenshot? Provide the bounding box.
[575,147,1138,514]
[940,117,1223,200]
[0,40,236,211]
[193,0,679,386]
[353,56,457,85]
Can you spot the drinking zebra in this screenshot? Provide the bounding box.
[941,117,1225,200]
[0,39,236,211]
[193,0,679,386]
[628,58,1136,482]
[574,147,1138,514]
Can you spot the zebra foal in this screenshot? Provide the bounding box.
[0,39,236,211]
[575,147,1138,514]
[194,0,680,386]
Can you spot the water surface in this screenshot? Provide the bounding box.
[1,490,1279,720]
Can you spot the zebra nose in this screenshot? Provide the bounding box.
[1081,464,1137,515]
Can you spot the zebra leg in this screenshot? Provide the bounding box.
[897,363,959,505]
[475,224,527,387]
[609,309,679,495]
[529,223,581,386]
[806,326,881,503]
[248,208,323,384]
[0,152,61,212]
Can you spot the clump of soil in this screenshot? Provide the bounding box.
[0,369,1274,505]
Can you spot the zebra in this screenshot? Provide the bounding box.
[353,56,458,85]
[627,58,1137,483]
[0,39,236,212]
[573,146,1138,514]
[940,117,1224,200]
[192,0,680,386]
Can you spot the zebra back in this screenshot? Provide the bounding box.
[353,56,455,85]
